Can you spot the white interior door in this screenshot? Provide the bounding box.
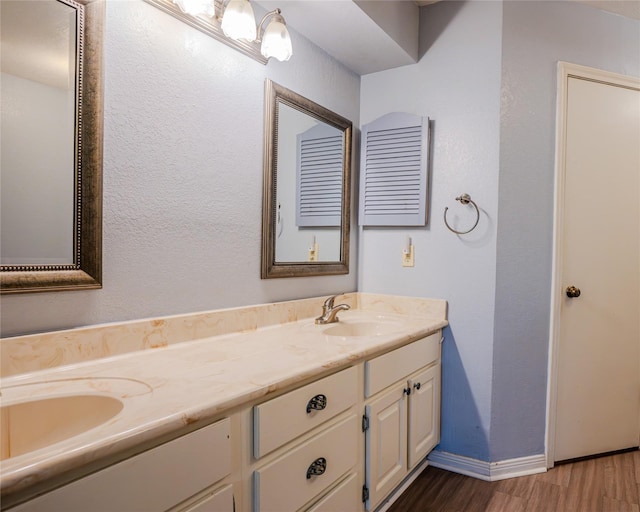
[551,63,640,463]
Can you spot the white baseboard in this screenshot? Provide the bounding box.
[427,450,547,481]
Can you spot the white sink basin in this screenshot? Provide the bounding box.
[323,320,402,337]
[1,394,123,461]
[0,377,151,462]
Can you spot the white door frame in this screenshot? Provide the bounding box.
[546,61,640,468]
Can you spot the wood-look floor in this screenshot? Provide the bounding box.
[388,450,640,512]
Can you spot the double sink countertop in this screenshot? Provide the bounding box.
[0,293,447,506]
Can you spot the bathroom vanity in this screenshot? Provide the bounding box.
[0,293,447,511]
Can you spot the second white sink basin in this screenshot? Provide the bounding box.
[1,394,124,461]
[323,320,402,337]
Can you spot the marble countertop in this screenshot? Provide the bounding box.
[0,294,447,504]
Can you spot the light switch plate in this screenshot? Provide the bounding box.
[402,245,414,267]
[308,243,318,262]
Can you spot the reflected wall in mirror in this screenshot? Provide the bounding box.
[0,0,104,294]
[262,80,352,278]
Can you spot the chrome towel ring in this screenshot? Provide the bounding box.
[444,193,480,235]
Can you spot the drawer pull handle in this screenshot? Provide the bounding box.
[306,457,327,479]
[306,394,327,413]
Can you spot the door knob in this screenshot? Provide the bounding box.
[566,286,581,298]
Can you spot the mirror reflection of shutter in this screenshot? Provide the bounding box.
[359,112,430,226]
[296,123,343,227]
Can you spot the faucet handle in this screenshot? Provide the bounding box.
[323,293,344,311]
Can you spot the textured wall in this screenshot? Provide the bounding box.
[491,0,640,461]
[5,0,637,467]
[361,0,640,464]
[0,0,359,337]
[359,0,503,461]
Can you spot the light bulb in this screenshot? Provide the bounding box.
[260,16,292,61]
[221,0,257,41]
[173,0,214,16]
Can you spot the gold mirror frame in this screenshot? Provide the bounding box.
[261,80,352,279]
[0,0,104,294]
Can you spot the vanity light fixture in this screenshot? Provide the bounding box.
[258,9,292,61]
[221,1,292,62]
[165,0,292,62]
[173,0,215,16]
[220,0,257,41]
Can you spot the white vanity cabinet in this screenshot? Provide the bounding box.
[6,328,443,512]
[363,333,441,511]
[251,366,360,512]
[10,417,235,512]
[251,331,442,512]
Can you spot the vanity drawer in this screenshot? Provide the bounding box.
[253,414,358,512]
[365,332,440,397]
[253,366,357,458]
[172,484,234,512]
[306,472,361,512]
[10,418,231,512]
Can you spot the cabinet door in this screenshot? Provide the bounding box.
[365,386,407,511]
[408,365,440,469]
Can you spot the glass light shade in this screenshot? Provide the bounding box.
[221,0,257,41]
[260,18,292,61]
[173,0,214,16]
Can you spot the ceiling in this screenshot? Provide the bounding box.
[256,0,640,76]
[255,0,421,75]
[417,0,640,19]
[4,0,635,82]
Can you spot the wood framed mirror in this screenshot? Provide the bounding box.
[0,0,104,294]
[261,80,352,279]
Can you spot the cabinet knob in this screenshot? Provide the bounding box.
[566,285,581,298]
[306,394,327,413]
[306,457,327,479]
[413,382,421,390]
[403,387,411,396]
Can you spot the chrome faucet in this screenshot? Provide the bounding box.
[315,294,350,325]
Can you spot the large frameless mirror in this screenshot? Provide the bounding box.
[261,80,352,278]
[0,0,104,294]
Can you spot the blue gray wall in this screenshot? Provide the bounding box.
[361,0,639,462]
[3,0,638,466]
[360,0,504,461]
[0,0,359,337]
[491,0,640,461]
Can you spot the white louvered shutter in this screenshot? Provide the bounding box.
[296,123,344,227]
[359,112,430,226]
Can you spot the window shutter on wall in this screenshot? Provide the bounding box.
[296,123,344,227]
[359,112,430,226]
